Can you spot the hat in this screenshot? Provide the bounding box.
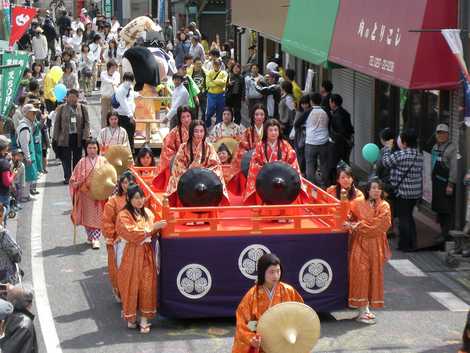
[90,161,117,200]
[104,145,133,176]
[22,104,39,115]
[189,21,197,27]
[257,302,321,353]
[35,27,43,33]
[436,123,449,133]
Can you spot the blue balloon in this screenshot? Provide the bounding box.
[54,83,67,102]
[362,143,380,164]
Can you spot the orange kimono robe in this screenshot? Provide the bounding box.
[227,127,263,196]
[153,126,189,191]
[243,140,309,205]
[69,156,108,229]
[116,208,157,322]
[348,198,391,309]
[166,141,230,207]
[101,194,126,295]
[326,186,364,222]
[232,282,304,353]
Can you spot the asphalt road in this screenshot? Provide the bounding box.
[10,94,470,353]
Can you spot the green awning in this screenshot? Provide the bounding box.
[281,0,340,67]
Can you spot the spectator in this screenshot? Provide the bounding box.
[328,94,354,183]
[189,35,205,62]
[31,63,45,84]
[42,16,58,62]
[0,207,22,284]
[57,10,72,37]
[31,27,48,66]
[293,94,312,174]
[245,64,264,114]
[88,34,103,91]
[12,96,27,128]
[12,150,25,211]
[382,129,423,252]
[255,72,281,119]
[78,44,94,96]
[0,298,13,338]
[177,64,200,118]
[243,45,257,74]
[100,60,120,128]
[283,68,302,105]
[71,28,84,54]
[114,72,139,151]
[278,80,296,138]
[303,93,330,188]
[205,58,228,128]
[16,104,39,201]
[163,20,173,46]
[62,62,79,91]
[188,21,202,38]
[376,127,395,194]
[174,32,191,68]
[62,48,77,73]
[187,57,207,121]
[167,74,190,129]
[103,39,121,64]
[61,27,74,50]
[431,124,458,245]
[71,15,85,33]
[203,48,225,72]
[0,136,15,224]
[2,284,37,353]
[225,63,244,125]
[52,89,90,184]
[320,80,333,114]
[110,16,121,35]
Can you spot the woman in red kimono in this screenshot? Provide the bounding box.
[232,253,303,353]
[243,119,309,207]
[152,106,191,191]
[166,119,229,207]
[347,177,391,324]
[101,171,136,302]
[70,139,108,249]
[227,104,267,195]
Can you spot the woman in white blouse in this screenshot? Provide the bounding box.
[100,60,121,127]
[98,111,131,154]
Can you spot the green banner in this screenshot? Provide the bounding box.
[0,50,29,117]
[102,0,113,19]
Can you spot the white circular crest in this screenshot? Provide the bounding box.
[16,14,30,27]
[299,259,333,294]
[176,263,212,299]
[238,244,271,280]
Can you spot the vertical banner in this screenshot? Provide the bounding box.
[9,6,37,47]
[0,50,29,116]
[101,0,113,19]
[158,0,166,26]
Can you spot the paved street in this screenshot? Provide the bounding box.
[9,95,470,353]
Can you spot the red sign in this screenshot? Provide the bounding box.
[328,0,459,89]
[9,6,37,47]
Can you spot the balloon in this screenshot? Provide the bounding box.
[54,84,67,102]
[362,143,380,164]
[48,66,63,82]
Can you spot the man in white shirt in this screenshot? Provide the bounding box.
[115,72,139,151]
[167,74,189,129]
[31,28,48,65]
[100,60,120,127]
[305,93,330,188]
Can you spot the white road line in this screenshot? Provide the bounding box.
[429,292,470,312]
[31,175,64,353]
[388,259,427,277]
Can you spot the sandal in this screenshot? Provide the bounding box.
[127,322,137,329]
[140,323,151,334]
[356,313,376,325]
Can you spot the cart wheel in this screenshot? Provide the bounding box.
[8,210,16,219]
[445,254,460,268]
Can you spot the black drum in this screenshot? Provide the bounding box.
[177,168,223,207]
[255,162,301,205]
[241,150,254,177]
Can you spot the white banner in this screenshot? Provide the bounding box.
[441,29,462,55]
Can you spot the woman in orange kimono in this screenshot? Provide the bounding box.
[327,163,364,205]
[232,253,303,353]
[243,119,309,206]
[347,177,391,325]
[152,106,191,191]
[166,119,229,207]
[217,143,233,183]
[227,104,267,195]
[115,184,167,333]
[70,139,108,250]
[101,171,136,302]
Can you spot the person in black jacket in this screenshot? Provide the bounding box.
[42,16,58,63]
[320,80,333,115]
[56,10,72,37]
[255,72,281,119]
[225,63,245,125]
[327,94,354,184]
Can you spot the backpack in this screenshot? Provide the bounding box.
[111,93,120,109]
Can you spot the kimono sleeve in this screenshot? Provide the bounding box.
[115,211,148,244]
[353,200,391,238]
[233,290,256,350]
[101,198,117,242]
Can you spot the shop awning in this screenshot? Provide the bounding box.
[231,0,288,42]
[328,0,460,89]
[281,0,340,67]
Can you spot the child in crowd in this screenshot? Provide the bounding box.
[12,150,25,209]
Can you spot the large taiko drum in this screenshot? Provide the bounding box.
[255,162,301,205]
[177,168,223,207]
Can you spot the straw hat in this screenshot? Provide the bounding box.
[212,137,238,156]
[257,302,321,353]
[104,145,134,176]
[90,161,117,200]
